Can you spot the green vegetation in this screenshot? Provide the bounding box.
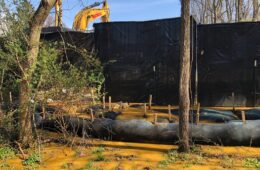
[85,162,94,169]
[92,146,105,154]
[0,0,104,102]
[78,162,94,170]
[158,148,204,168]
[92,146,106,162]
[243,157,260,169]
[94,153,105,162]
[22,152,41,170]
[76,161,104,170]
[0,110,19,147]
[61,162,73,169]
[158,160,171,168]
[219,155,234,169]
[0,0,34,98]
[0,146,15,160]
[0,0,104,146]
[0,162,14,170]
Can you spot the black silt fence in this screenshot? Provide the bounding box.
[94,17,197,105]
[198,22,260,106]
[94,18,260,107]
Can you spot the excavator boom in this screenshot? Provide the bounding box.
[54,0,110,31]
[73,0,110,31]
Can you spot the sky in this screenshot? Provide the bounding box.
[30,0,181,29]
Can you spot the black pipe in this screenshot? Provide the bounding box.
[39,117,260,146]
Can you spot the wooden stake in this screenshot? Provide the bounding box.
[108,96,112,111]
[120,101,123,110]
[241,111,246,124]
[149,94,152,110]
[168,105,172,121]
[143,103,147,117]
[153,113,157,124]
[232,92,235,112]
[195,103,200,125]
[90,109,94,122]
[42,105,46,119]
[102,96,106,109]
[91,88,95,105]
[9,91,12,104]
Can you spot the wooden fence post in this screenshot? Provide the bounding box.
[149,94,152,110]
[90,109,94,122]
[108,96,112,111]
[143,103,147,117]
[168,105,172,121]
[153,113,157,124]
[102,96,106,109]
[91,88,95,105]
[42,105,46,119]
[241,111,246,124]
[9,91,12,105]
[195,103,200,125]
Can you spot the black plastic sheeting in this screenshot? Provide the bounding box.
[245,109,260,120]
[94,18,260,107]
[198,22,260,107]
[172,109,239,123]
[94,18,197,104]
[41,20,260,107]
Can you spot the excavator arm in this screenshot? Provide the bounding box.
[73,0,110,31]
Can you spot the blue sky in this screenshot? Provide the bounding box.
[30,0,181,28]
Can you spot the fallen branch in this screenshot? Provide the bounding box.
[15,141,27,160]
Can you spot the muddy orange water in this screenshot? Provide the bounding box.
[2,140,260,170]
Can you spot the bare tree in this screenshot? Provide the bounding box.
[192,0,260,23]
[243,0,253,21]
[253,0,260,21]
[192,0,207,23]
[225,0,236,22]
[179,0,190,153]
[211,0,225,23]
[192,0,229,23]
[19,0,57,147]
[236,0,243,21]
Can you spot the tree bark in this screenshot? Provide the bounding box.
[253,0,259,21]
[0,69,4,117]
[237,0,243,21]
[19,0,57,147]
[225,0,234,22]
[178,0,190,153]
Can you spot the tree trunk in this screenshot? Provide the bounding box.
[178,0,190,153]
[0,69,4,117]
[253,0,259,21]
[225,0,234,22]
[19,0,57,147]
[237,0,243,21]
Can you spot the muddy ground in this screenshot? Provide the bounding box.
[1,139,260,170]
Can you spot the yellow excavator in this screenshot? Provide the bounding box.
[55,0,110,31]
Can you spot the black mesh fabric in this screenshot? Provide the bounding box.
[41,20,260,107]
[198,22,260,106]
[94,17,197,104]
